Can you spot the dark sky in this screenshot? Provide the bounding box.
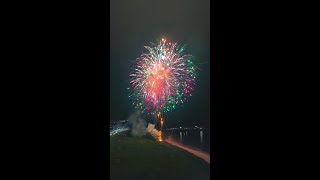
[110,0,210,128]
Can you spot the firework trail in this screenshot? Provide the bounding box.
[128,38,196,116]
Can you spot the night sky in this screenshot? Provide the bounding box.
[110,0,210,128]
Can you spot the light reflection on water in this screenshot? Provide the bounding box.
[165,129,210,153]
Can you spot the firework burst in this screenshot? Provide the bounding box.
[128,38,196,116]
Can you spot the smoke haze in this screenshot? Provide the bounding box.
[146,123,159,139]
[128,111,146,136]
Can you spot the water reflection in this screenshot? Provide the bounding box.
[178,130,204,143]
[166,129,209,153]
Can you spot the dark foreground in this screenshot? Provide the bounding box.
[110,133,210,180]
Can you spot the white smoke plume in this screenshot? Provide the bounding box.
[146,123,159,139]
[128,111,146,136]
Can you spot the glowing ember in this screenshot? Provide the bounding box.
[157,131,163,142]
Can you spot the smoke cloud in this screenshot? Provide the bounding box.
[127,111,160,140]
[128,111,146,137]
[146,123,159,139]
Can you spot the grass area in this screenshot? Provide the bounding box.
[110,132,210,180]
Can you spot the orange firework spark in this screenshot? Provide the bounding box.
[158,131,162,142]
